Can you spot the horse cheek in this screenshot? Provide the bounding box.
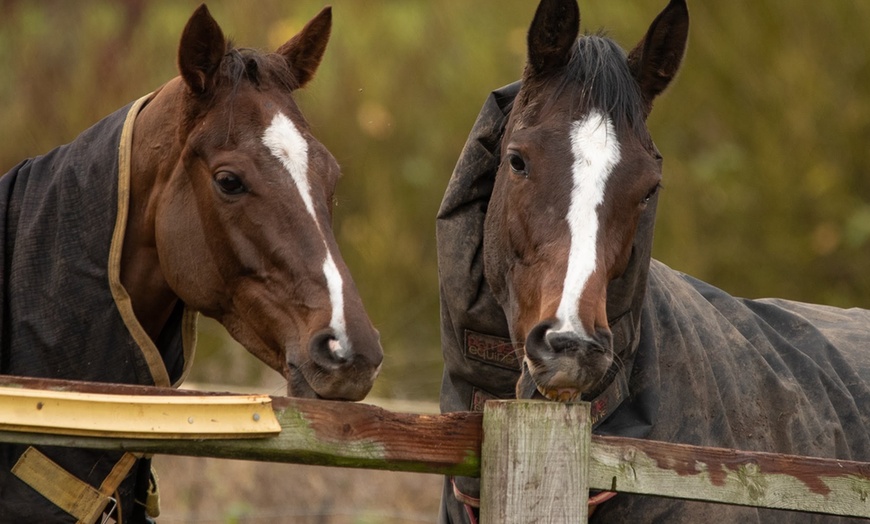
[155,192,223,316]
[483,197,511,307]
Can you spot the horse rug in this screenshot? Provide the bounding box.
[0,96,197,523]
[436,82,870,523]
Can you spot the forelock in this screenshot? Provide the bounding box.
[519,33,646,135]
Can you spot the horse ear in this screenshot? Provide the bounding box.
[178,4,226,95]
[276,6,332,89]
[525,0,580,79]
[627,0,689,115]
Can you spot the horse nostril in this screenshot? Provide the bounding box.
[309,329,350,369]
[534,328,607,356]
[524,322,552,360]
[546,331,585,353]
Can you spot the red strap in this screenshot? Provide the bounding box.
[588,490,618,517]
[452,477,480,507]
[453,476,617,520]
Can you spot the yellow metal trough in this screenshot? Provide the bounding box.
[0,386,281,439]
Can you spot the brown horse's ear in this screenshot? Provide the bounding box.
[276,6,332,89]
[627,0,689,116]
[525,0,580,79]
[178,4,227,95]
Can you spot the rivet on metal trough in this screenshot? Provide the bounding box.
[253,413,261,422]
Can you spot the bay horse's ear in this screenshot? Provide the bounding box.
[276,6,332,89]
[525,0,580,79]
[178,4,227,96]
[627,0,689,116]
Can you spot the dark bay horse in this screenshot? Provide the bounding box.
[438,0,870,522]
[0,4,382,522]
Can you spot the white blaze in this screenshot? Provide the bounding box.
[262,112,314,217]
[262,112,349,357]
[554,110,621,336]
[322,252,347,354]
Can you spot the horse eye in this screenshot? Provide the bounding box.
[215,172,247,195]
[643,183,662,203]
[507,153,528,176]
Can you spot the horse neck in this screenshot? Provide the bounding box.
[121,80,186,342]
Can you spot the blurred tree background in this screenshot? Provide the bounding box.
[2,1,869,403]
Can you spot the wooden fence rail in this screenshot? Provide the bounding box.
[2,376,870,522]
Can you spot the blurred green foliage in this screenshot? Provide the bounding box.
[2,1,869,400]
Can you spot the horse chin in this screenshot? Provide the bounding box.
[285,359,376,401]
[517,356,609,403]
[285,363,324,400]
[517,370,580,402]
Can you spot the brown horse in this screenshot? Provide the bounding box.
[482,0,684,403]
[1,4,381,522]
[439,0,870,521]
[124,5,383,401]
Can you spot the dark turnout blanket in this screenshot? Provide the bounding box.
[437,83,870,522]
[0,97,196,523]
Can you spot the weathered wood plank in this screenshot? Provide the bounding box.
[588,435,870,518]
[0,376,482,477]
[3,376,870,518]
[481,400,590,524]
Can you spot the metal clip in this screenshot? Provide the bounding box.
[100,496,117,524]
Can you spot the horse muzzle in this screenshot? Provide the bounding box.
[287,328,383,401]
[517,322,613,402]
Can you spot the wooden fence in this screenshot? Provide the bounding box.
[2,375,870,522]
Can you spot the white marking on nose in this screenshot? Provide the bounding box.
[323,252,350,359]
[554,110,621,336]
[262,112,350,355]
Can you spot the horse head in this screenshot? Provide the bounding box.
[124,5,382,400]
[483,0,688,401]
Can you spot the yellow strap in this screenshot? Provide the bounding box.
[11,446,138,524]
[108,93,175,388]
[12,447,108,523]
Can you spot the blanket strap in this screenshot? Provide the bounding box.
[143,463,161,518]
[11,446,138,524]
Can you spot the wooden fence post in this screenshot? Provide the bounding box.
[481,400,591,523]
